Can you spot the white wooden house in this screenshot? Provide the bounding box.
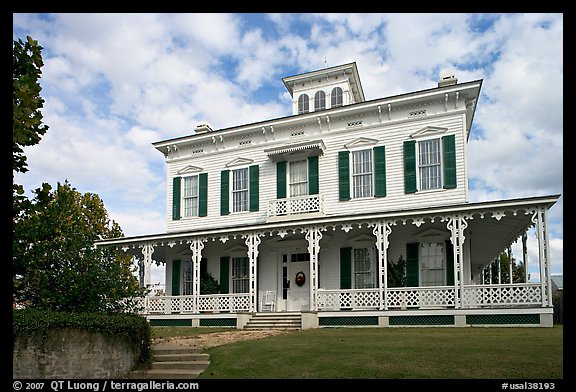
[95,63,560,328]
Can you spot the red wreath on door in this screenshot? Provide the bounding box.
[295,271,306,286]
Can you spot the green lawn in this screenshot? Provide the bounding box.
[193,326,563,379]
[151,325,562,379]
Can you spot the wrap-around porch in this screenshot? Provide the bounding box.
[100,195,557,327]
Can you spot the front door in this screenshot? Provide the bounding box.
[286,252,310,311]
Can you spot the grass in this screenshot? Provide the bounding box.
[150,325,563,379]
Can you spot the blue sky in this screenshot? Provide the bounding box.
[13,13,563,286]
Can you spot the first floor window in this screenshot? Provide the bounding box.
[419,138,442,190]
[182,175,199,217]
[183,260,194,295]
[232,257,249,293]
[352,149,373,198]
[420,243,444,286]
[232,168,249,212]
[353,248,376,289]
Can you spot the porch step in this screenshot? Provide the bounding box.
[124,346,210,379]
[244,312,302,330]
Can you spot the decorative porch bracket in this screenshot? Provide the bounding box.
[245,232,262,312]
[189,238,205,313]
[447,215,467,308]
[141,243,155,291]
[532,207,552,307]
[373,221,392,310]
[305,226,324,311]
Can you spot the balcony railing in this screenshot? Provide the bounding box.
[268,194,324,217]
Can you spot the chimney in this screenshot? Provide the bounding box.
[194,122,214,134]
[438,71,458,87]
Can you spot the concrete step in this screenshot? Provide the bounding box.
[244,313,302,330]
[124,345,210,379]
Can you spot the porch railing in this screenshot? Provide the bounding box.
[126,283,544,314]
[267,194,324,217]
[128,293,251,314]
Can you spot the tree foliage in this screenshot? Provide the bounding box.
[388,254,407,287]
[13,181,143,313]
[482,250,528,284]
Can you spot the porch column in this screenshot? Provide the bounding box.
[532,207,553,307]
[522,232,528,283]
[189,238,205,313]
[447,215,468,308]
[245,232,262,312]
[141,243,154,291]
[373,221,392,310]
[305,226,323,311]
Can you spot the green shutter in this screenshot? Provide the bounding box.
[373,146,386,197]
[220,170,229,215]
[249,165,259,211]
[277,161,287,199]
[198,173,208,217]
[404,141,417,194]
[308,155,319,195]
[406,243,419,287]
[219,257,230,294]
[443,134,457,189]
[172,177,181,220]
[171,260,181,295]
[445,240,454,285]
[340,247,352,289]
[200,257,207,277]
[338,151,350,201]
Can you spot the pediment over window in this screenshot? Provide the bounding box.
[344,137,378,149]
[348,233,376,245]
[177,165,203,175]
[409,126,447,139]
[414,228,450,242]
[265,139,325,161]
[225,157,254,168]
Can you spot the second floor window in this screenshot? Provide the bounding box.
[289,160,308,197]
[352,149,373,198]
[298,94,309,114]
[418,139,442,190]
[182,175,199,217]
[314,90,326,111]
[232,168,249,212]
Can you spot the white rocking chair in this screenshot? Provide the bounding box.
[260,290,276,312]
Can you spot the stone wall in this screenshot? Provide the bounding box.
[13,328,140,379]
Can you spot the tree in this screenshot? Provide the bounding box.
[13,36,50,219]
[13,181,143,313]
[387,254,407,287]
[482,250,528,284]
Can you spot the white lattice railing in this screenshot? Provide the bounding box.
[316,283,544,311]
[268,194,324,217]
[317,289,380,310]
[462,283,542,307]
[134,293,251,314]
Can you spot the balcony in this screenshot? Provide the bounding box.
[267,194,325,220]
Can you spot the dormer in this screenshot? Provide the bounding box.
[282,62,365,115]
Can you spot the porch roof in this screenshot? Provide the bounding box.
[95,194,559,269]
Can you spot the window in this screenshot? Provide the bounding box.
[331,87,343,107]
[420,243,445,286]
[232,257,249,293]
[232,168,249,212]
[289,160,308,197]
[298,94,309,114]
[419,138,442,190]
[352,149,373,198]
[182,175,199,217]
[291,253,310,262]
[183,260,193,295]
[403,135,456,194]
[353,248,376,289]
[314,91,326,111]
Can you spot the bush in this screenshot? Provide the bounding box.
[13,308,152,365]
